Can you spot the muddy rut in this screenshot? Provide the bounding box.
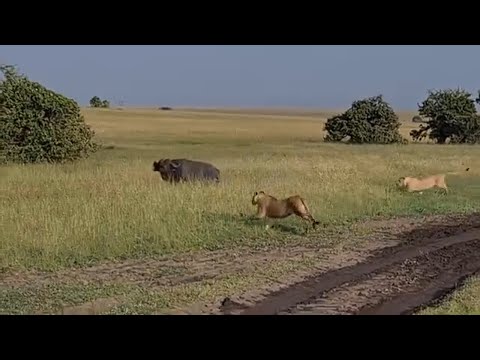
[2,213,480,315]
[220,223,480,315]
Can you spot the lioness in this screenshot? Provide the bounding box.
[398,168,470,194]
[249,191,320,231]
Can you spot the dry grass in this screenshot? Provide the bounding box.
[1,107,480,271]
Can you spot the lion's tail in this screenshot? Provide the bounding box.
[445,167,470,175]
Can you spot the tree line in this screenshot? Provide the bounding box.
[325,90,480,145]
[1,65,480,165]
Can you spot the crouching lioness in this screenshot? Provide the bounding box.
[398,167,470,194]
[249,191,320,232]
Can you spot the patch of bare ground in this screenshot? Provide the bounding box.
[1,213,478,315]
[216,213,480,315]
[163,213,480,315]
[284,241,480,315]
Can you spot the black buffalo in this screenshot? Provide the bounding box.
[153,158,220,183]
[153,159,179,183]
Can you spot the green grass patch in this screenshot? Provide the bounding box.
[1,108,480,271]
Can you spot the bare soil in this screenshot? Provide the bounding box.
[217,214,480,315]
[1,213,479,315]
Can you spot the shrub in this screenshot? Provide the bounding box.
[410,88,480,144]
[89,96,102,107]
[0,65,98,164]
[89,96,110,108]
[324,95,405,144]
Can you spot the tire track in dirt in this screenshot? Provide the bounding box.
[220,222,480,315]
[284,240,480,315]
[2,213,479,315]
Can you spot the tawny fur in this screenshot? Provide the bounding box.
[398,167,470,193]
[251,191,320,230]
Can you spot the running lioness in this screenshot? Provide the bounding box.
[398,167,470,194]
[249,191,320,231]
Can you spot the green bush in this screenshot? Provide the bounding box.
[410,88,480,144]
[0,65,98,164]
[89,96,110,108]
[324,95,405,144]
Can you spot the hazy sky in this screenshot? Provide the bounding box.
[1,45,479,109]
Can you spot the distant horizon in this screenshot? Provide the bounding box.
[82,104,422,112]
[2,45,480,111]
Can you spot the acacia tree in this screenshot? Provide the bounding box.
[0,65,98,164]
[324,95,405,144]
[89,96,110,108]
[410,88,480,144]
[89,96,102,107]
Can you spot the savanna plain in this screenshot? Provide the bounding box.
[1,107,479,315]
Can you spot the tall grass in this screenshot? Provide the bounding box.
[2,108,479,270]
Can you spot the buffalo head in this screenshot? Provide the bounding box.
[153,158,181,182]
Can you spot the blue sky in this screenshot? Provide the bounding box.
[1,45,479,110]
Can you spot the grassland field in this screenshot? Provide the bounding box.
[1,107,479,314]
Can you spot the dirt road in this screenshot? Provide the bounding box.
[1,213,479,314]
[219,216,480,315]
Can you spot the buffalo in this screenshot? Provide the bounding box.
[153,158,220,183]
[153,158,179,183]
